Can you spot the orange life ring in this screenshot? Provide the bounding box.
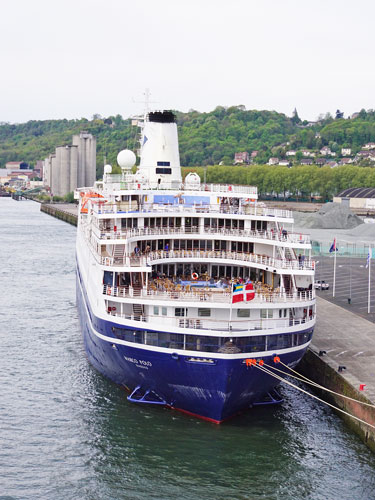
[192,272,199,280]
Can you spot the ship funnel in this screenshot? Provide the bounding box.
[137,110,182,189]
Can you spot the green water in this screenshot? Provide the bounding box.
[1,198,375,500]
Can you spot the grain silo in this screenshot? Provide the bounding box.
[72,131,96,188]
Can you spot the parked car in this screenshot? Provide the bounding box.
[314,280,329,290]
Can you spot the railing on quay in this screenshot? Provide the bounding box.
[103,284,315,304]
[100,249,315,271]
[93,225,311,245]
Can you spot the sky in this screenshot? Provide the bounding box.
[1,0,375,123]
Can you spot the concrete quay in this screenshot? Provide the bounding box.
[299,296,375,451]
[41,203,78,226]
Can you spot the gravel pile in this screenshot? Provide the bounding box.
[293,202,364,229]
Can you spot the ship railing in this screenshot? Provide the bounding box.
[93,225,310,245]
[105,308,315,333]
[99,250,315,270]
[102,176,258,196]
[103,284,315,303]
[91,202,293,219]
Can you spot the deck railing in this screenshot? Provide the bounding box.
[100,249,315,271]
[92,202,293,219]
[103,284,315,304]
[93,225,311,245]
[104,306,315,333]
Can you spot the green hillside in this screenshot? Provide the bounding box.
[2,107,375,178]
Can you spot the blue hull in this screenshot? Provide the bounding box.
[77,274,313,423]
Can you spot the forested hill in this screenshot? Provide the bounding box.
[2,106,375,177]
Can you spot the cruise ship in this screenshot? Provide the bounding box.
[76,110,316,423]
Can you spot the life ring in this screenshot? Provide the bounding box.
[192,272,199,280]
[228,185,232,191]
[107,286,112,295]
[112,306,116,311]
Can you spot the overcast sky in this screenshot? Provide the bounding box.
[1,0,374,123]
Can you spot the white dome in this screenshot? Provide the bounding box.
[117,149,136,169]
[104,164,112,174]
[185,172,201,186]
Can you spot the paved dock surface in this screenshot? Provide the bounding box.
[312,296,375,403]
[315,255,375,323]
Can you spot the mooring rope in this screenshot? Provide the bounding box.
[260,361,375,409]
[252,363,375,430]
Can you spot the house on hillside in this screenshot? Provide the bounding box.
[341,148,352,156]
[363,142,375,150]
[315,158,327,166]
[278,159,290,166]
[234,152,250,164]
[320,146,336,156]
[300,159,313,165]
[339,158,354,165]
[302,150,315,157]
[268,157,279,165]
[286,150,296,156]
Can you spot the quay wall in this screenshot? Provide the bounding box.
[40,203,77,226]
[299,348,375,452]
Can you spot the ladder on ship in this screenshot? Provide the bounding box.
[113,244,126,264]
[132,303,144,321]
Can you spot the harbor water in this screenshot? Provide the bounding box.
[1,197,375,500]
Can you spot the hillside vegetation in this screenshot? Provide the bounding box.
[1,107,375,200]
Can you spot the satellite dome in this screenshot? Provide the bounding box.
[185,172,201,190]
[104,164,112,174]
[117,149,136,169]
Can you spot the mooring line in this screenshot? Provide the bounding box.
[253,363,375,430]
[261,361,375,409]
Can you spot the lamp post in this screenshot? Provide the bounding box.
[348,244,352,304]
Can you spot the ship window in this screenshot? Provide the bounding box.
[198,308,211,317]
[261,309,267,319]
[154,306,159,315]
[162,307,167,316]
[156,167,172,174]
[175,307,185,317]
[237,309,250,318]
[157,161,170,166]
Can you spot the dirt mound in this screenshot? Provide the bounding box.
[293,202,364,229]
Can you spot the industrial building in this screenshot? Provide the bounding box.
[43,132,96,197]
[333,187,375,211]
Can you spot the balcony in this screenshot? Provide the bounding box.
[103,283,315,305]
[92,202,293,219]
[100,249,315,271]
[94,225,311,245]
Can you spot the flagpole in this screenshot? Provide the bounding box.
[333,237,337,298]
[368,246,371,314]
[229,285,233,330]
